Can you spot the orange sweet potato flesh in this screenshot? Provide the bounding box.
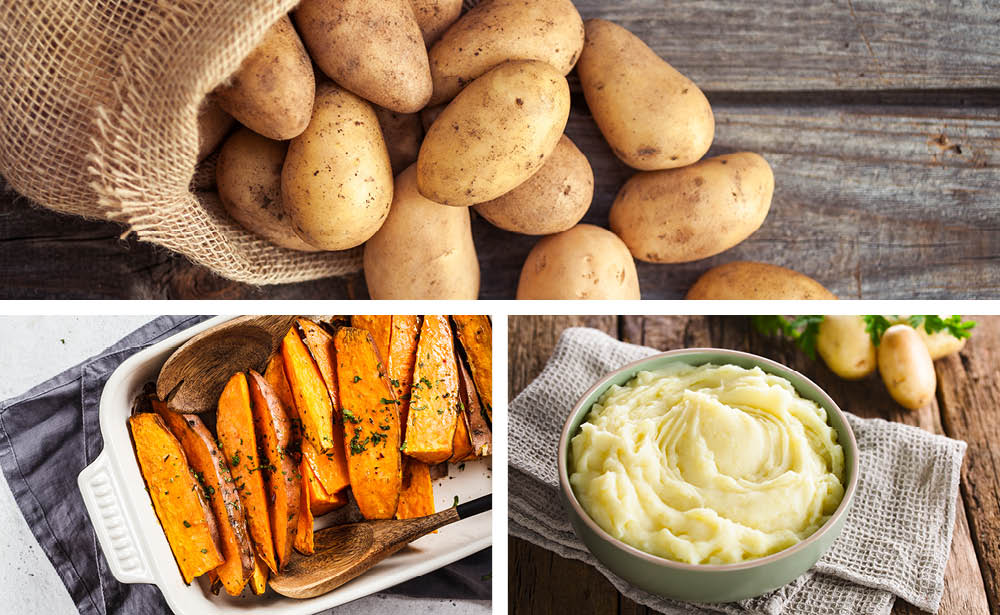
[151,400,254,595]
[453,316,492,422]
[129,413,223,585]
[215,372,277,573]
[351,315,392,360]
[303,459,348,515]
[396,456,435,519]
[335,327,402,519]
[405,315,459,463]
[270,345,350,500]
[388,315,420,431]
[294,461,315,555]
[248,370,301,572]
[281,328,336,452]
[250,556,268,595]
[293,321,353,495]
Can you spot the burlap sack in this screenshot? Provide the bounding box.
[0,0,373,285]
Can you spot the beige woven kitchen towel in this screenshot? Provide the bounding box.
[0,0,362,285]
[510,327,967,615]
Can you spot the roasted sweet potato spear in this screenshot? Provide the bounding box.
[453,316,492,422]
[152,400,254,595]
[293,320,353,496]
[129,413,223,585]
[456,351,492,459]
[396,456,435,519]
[248,370,301,572]
[215,372,277,573]
[335,327,403,519]
[294,470,316,555]
[250,556,268,595]
[351,315,392,359]
[405,315,459,463]
[388,315,420,430]
[281,328,336,452]
[303,460,348,516]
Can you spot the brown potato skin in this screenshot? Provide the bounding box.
[516,224,641,300]
[216,128,320,252]
[214,16,314,140]
[410,0,463,46]
[281,83,394,250]
[686,262,837,300]
[427,0,584,105]
[475,135,593,235]
[364,165,480,299]
[295,0,432,113]
[578,19,713,170]
[417,60,571,207]
[610,153,773,263]
[374,106,424,175]
[196,99,234,162]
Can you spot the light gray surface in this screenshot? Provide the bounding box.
[0,316,490,615]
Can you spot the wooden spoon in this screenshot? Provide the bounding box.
[270,494,492,599]
[156,315,297,413]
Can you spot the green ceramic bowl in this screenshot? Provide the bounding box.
[558,348,859,603]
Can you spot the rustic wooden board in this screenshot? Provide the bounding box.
[574,0,1000,91]
[508,315,997,614]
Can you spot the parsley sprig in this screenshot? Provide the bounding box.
[750,315,824,358]
[754,315,976,353]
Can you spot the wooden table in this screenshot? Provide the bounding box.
[1,1,997,298]
[508,315,1000,614]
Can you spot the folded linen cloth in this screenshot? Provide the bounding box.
[510,327,966,615]
[0,316,490,615]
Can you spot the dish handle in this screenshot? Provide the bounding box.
[78,450,156,585]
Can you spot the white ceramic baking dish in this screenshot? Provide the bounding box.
[78,316,492,615]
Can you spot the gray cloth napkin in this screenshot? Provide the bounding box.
[0,316,490,615]
[510,327,966,615]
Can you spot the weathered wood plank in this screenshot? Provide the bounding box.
[574,0,1000,91]
[510,538,620,615]
[508,314,618,396]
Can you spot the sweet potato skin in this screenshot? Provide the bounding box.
[268,347,351,498]
[388,315,421,430]
[215,372,277,573]
[351,315,392,360]
[248,370,301,572]
[456,351,491,459]
[281,328,336,451]
[335,327,403,520]
[396,456,435,519]
[151,401,254,595]
[129,413,223,584]
[405,315,459,463]
[453,315,493,421]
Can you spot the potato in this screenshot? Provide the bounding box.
[417,60,570,207]
[889,316,968,359]
[410,0,463,46]
[374,106,424,175]
[817,316,877,380]
[474,135,593,235]
[364,165,480,299]
[686,262,837,300]
[610,153,773,263]
[577,19,713,170]
[217,128,320,252]
[420,104,447,131]
[516,224,640,300]
[295,0,431,114]
[213,16,314,140]
[281,83,393,250]
[196,99,234,162]
[878,324,937,410]
[427,0,584,105]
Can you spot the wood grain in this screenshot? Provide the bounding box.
[509,315,998,614]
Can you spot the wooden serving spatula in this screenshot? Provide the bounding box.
[156,315,297,413]
[270,494,492,599]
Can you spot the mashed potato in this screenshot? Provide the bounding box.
[569,363,845,565]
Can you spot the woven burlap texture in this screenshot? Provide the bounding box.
[0,0,364,284]
[510,327,967,615]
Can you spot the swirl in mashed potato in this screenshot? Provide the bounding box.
[569,363,845,565]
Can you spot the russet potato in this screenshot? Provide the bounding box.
[281,83,393,251]
[577,19,713,170]
[610,153,773,263]
[410,0,463,46]
[417,60,570,207]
